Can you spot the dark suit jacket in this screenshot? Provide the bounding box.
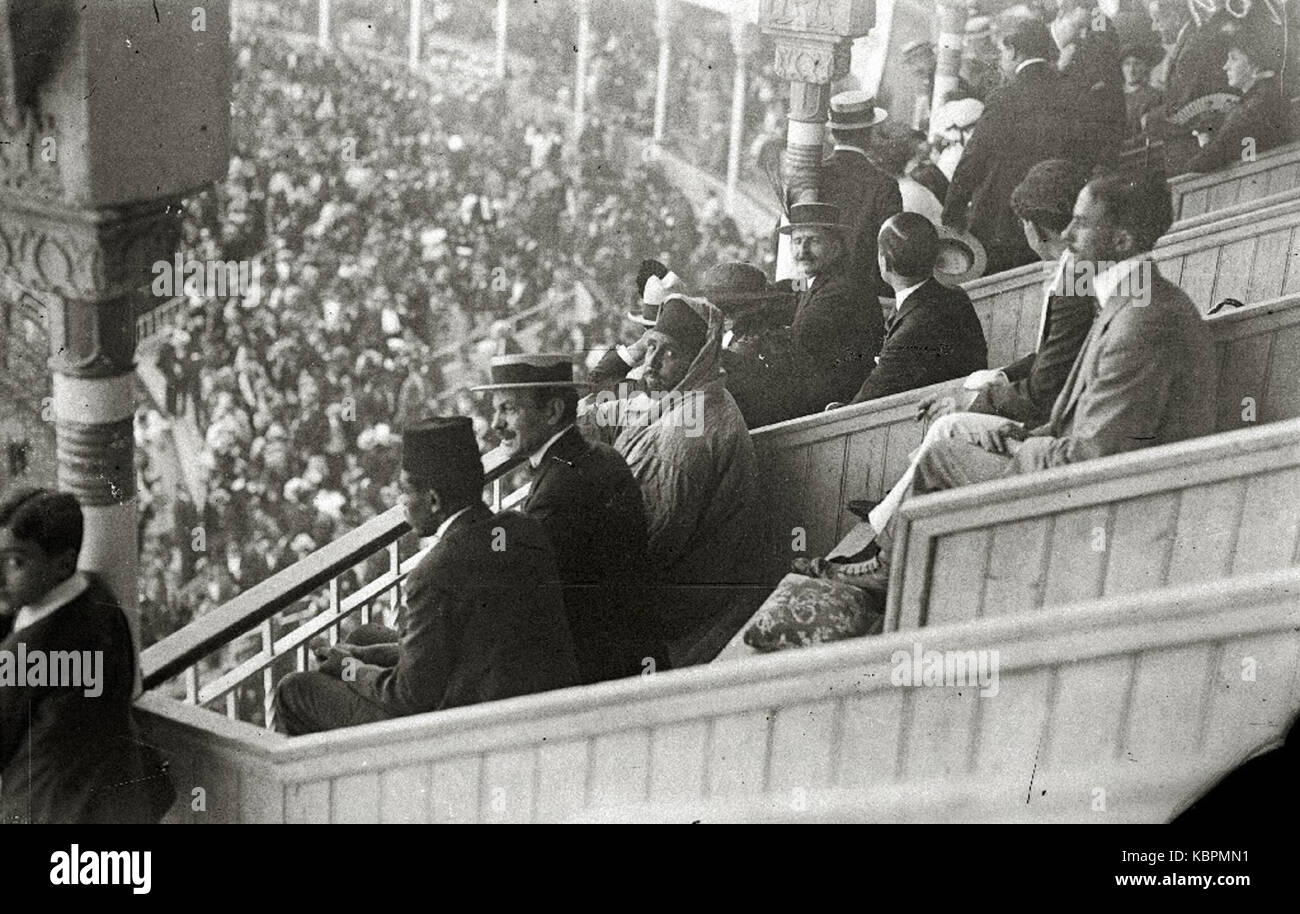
[1014,265,1216,470]
[850,278,987,404]
[523,426,660,683]
[347,504,579,715]
[1187,76,1289,173]
[1060,12,1127,167]
[792,264,886,413]
[0,574,167,824]
[942,61,1080,270]
[969,292,1097,425]
[820,146,903,302]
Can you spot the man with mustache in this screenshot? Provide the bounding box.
[477,354,661,684]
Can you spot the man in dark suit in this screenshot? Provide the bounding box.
[475,354,660,684]
[1,489,171,823]
[820,91,904,306]
[833,170,1216,596]
[943,16,1081,275]
[1054,0,1128,168]
[273,418,579,734]
[843,213,987,406]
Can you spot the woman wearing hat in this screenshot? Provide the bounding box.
[1186,20,1289,173]
[1121,42,1166,143]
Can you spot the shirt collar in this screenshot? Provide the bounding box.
[1094,258,1144,310]
[1016,58,1048,75]
[13,571,90,633]
[895,279,929,311]
[433,506,474,543]
[529,424,574,469]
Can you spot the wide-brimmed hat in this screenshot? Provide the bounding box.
[628,270,683,326]
[401,417,483,487]
[828,90,888,130]
[1120,42,1165,68]
[934,225,988,287]
[778,201,848,235]
[699,262,792,313]
[471,353,590,392]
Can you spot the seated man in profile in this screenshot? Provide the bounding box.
[1,489,170,823]
[273,418,579,735]
[583,295,757,666]
[475,353,662,684]
[839,212,988,407]
[826,170,1216,596]
[803,159,1096,573]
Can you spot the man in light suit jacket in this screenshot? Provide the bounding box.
[273,418,579,734]
[836,170,1216,596]
[943,17,1082,275]
[845,213,988,406]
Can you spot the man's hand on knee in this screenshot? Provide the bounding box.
[966,421,1028,455]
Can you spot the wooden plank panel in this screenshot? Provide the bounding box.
[1180,188,1208,220]
[1215,333,1273,433]
[804,437,848,554]
[1211,237,1255,308]
[193,757,240,824]
[239,772,284,824]
[837,688,906,787]
[1282,227,1300,296]
[924,527,991,628]
[1206,177,1242,214]
[843,424,890,506]
[708,709,770,797]
[481,748,536,823]
[284,779,330,824]
[1202,633,1300,765]
[331,772,379,824]
[1124,646,1213,763]
[1178,246,1221,311]
[1166,478,1245,585]
[1158,253,1184,288]
[973,668,1051,779]
[768,445,811,564]
[589,729,650,808]
[1239,171,1271,205]
[1266,162,1300,198]
[648,720,709,803]
[1046,657,1133,769]
[429,755,482,823]
[535,740,590,823]
[1247,230,1291,303]
[379,764,430,823]
[768,700,837,792]
[1262,322,1300,423]
[1101,491,1180,595]
[982,516,1050,618]
[1232,467,1300,575]
[881,420,923,496]
[904,684,980,780]
[1041,504,1111,608]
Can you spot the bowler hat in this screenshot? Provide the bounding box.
[471,353,590,392]
[699,262,792,313]
[779,201,847,235]
[828,90,888,130]
[401,417,484,488]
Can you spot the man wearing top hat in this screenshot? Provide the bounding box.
[820,90,903,309]
[583,294,757,666]
[474,354,662,685]
[272,418,579,734]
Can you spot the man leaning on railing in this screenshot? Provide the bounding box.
[271,418,579,735]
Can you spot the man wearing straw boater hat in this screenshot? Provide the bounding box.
[272,417,579,734]
[820,89,903,308]
[474,354,664,684]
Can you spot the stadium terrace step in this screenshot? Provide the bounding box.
[133,566,1300,823]
[1170,142,1300,222]
[746,290,1300,583]
[965,193,1300,317]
